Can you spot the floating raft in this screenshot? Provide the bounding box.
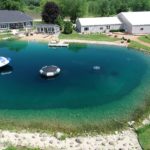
[40,65,61,77]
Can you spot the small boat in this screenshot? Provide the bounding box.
[40,65,61,77]
[0,57,11,68]
[48,40,69,47]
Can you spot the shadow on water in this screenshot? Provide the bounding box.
[68,43,87,52]
[0,39,28,52]
[0,65,13,76]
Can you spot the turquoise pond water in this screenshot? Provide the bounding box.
[0,40,150,128]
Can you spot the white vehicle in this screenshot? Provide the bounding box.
[40,65,61,77]
[0,57,11,68]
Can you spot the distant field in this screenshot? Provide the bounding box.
[59,32,119,42]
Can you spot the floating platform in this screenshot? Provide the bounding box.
[48,41,69,47]
[40,65,61,77]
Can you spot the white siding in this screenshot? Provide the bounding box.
[132,25,150,34]
[80,24,122,33]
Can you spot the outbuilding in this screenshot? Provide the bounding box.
[0,10,33,30]
[36,24,60,35]
[118,11,150,34]
[76,17,122,34]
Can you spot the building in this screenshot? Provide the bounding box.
[76,17,122,34]
[36,24,60,35]
[118,11,150,34]
[0,10,33,30]
[76,11,150,35]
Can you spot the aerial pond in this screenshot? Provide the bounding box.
[0,40,150,133]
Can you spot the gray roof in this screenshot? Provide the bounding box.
[0,10,33,23]
[36,24,60,28]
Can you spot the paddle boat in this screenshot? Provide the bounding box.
[40,65,61,77]
[48,40,69,47]
[0,57,11,68]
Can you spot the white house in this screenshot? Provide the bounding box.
[118,11,150,34]
[76,17,122,33]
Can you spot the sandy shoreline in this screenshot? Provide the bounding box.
[0,129,141,150]
[20,34,128,47]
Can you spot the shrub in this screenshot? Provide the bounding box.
[64,21,73,34]
[127,39,131,43]
[110,29,125,32]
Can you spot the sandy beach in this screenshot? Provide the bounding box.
[0,129,142,150]
[20,34,129,47]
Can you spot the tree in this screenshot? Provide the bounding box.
[0,0,24,11]
[64,21,73,34]
[55,15,64,31]
[42,1,60,24]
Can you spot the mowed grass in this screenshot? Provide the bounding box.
[59,32,119,42]
[0,33,13,40]
[137,125,150,150]
[128,41,150,52]
[5,146,40,150]
[139,35,150,43]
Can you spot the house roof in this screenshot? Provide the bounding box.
[77,17,122,26]
[119,11,150,26]
[0,10,33,23]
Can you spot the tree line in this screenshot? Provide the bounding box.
[0,0,150,22]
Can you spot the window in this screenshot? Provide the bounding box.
[106,25,110,29]
[100,27,103,30]
[84,27,89,31]
[140,28,144,31]
[0,24,7,28]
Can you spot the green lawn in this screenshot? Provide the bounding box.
[137,125,150,150]
[59,32,119,42]
[139,35,150,43]
[0,33,14,40]
[5,146,40,150]
[128,41,150,52]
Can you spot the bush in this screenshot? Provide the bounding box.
[127,39,131,43]
[110,29,125,32]
[64,21,73,34]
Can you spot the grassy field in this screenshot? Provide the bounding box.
[59,32,119,42]
[128,41,150,52]
[139,35,150,44]
[0,33,14,40]
[5,146,40,150]
[137,125,150,150]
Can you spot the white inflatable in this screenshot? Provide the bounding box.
[40,65,61,77]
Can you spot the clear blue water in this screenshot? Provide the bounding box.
[0,40,150,130]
